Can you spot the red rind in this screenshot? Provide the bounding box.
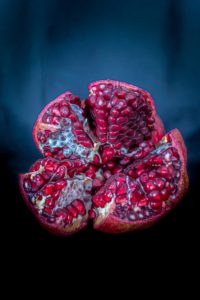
[167,128,189,203]
[152,115,165,144]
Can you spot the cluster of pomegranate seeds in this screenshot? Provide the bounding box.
[86,82,154,151]
[92,142,181,222]
[36,92,96,161]
[20,80,188,235]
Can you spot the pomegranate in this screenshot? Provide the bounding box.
[19,80,189,235]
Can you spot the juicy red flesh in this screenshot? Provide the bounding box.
[20,80,188,235]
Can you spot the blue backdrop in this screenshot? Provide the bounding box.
[0,1,199,257]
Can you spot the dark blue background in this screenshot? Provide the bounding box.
[0,0,199,266]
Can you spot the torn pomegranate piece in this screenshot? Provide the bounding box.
[33,91,100,163]
[19,80,188,235]
[92,129,188,233]
[19,157,94,235]
[85,80,165,157]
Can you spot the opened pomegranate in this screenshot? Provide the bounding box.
[19,80,189,235]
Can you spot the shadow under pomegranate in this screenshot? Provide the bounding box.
[19,80,189,235]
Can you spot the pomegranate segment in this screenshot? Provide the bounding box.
[86,80,165,156]
[33,92,99,163]
[20,80,188,235]
[92,129,188,233]
[20,157,93,235]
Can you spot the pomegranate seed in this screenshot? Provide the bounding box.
[55,180,67,190]
[92,195,105,208]
[88,209,96,219]
[144,180,156,192]
[110,108,120,117]
[102,147,115,163]
[85,165,96,179]
[30,160,42,172]
[116,89,126,98]
[127,169,136,178]
[108,116,116,124]
[56,210,67,221]
[92,154,101,165]
[95,109,107,118]
[157,166,169,177]
[67,205,78,218]
[160,189,170,201]
[121,107,132,115]
[41,171,50,181]
[150,201,162,210]
[114,142,122,149]
[42,114,53,124]
[44,160,57,173]
[52,104,61,116]
[66,211,73,223]
[116,117,128,124]
[108,182,116,192]
[166,182,175,192]
[154,178,165,190]
[102,192,112,202]
[104,170,112,179]
[148,171,156,179]
[96,96,107,108]
[37,194,43,201]
[52,116,61,125]
[130,193,137,203]
[72,199,86,216]
[117,185,126,195]
[149,190,162,202]
[45,197,55,208]
[60,105,70,117]
[138,198,148,207]
[115,195,127,204]
[152,156,163,165]
[55,166,66,179]
[129,181,137,190]
[140,173,149,183]
[109,124,121,132]
[32,174,45,187]
[43,207,52,215]
[106,161,116,169]
[52,190,61,200]
[43,183,54,195]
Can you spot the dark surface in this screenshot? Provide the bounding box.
[0,0,199,269]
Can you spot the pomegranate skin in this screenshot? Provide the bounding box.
[93,129,189,234]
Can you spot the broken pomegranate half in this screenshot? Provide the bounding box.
[19,80,189,235]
